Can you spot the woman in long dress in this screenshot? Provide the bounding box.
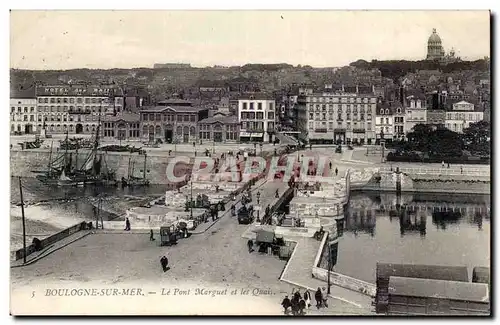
[303,289,312,309]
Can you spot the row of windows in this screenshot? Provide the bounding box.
[10,124,96,133]
[309,104,374,111]
[199,131,238,141]
[103,123,140,129]
[37,105,113,113]
[308,96,376,104]
[143,125,196,136]
[240,112,275,120]
[308,121,373,130]
[446,113,481,121]
[103,130,140,138]
[379,108,403,115]
[240,121,275,131]
[199,125,237,132]
[35,115,99,122]
[142,113,197,123]
[38,97,111,104]
[241,102,274,111]
[12,115,35,121]
[309,113,372,121]
[11,107,35,113]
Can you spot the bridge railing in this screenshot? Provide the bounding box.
[379,167,490,177]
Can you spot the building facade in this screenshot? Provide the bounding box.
[375,103,394,144]
[198,113,239,143]
[35,85,124,135]
[102,112,141,140]
[139,106,209,143]
[237,95,276,143]
[296,90,377,145]
[10,86,37,134]
[393,104,405,140]
[404,96,428,134]
[445,101,483,133]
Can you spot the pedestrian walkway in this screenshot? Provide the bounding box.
[280,237,374,315]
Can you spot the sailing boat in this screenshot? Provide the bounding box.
[120,153,150,187]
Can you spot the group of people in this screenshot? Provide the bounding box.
[281,287,329,315]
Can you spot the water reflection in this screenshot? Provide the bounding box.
[342,192,490,237]
[323,191,491,283]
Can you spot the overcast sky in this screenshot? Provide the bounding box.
[10,10,490,70]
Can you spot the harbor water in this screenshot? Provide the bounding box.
[320,192,491,283]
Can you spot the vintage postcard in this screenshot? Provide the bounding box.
[9,10,491,316]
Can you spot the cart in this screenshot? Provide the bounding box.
[159,225,179,246]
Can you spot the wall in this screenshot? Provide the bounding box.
[14,222,86,261]
[10,149,192,185]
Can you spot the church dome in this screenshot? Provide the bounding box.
[428,28,442,44]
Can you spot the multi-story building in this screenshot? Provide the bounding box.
[393,103,406,140]
[296,88,377,145]
[375,102,394,144]
[237,94,276,143]
[10,86,37,134]
[445,101,483,133]
[139,105,209,143]
[198,112,240,143]
[35,85,124,134]
[404,96,427,134]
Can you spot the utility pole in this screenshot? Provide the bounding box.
[327,234,332,294]
[190,179,193,218]
[18,177,27,264]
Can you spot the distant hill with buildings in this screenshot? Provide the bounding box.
[349,59,490,81]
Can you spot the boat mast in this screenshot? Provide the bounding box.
[127,155,132,179]
[47,140,53,176]
[143,152,147,181]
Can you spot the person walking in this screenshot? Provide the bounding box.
[281,295,291,315]
[314,287,323,309]
[160,256,169,272]
[335,167,338,176]
[329,161,332,170]
[124,218,131,231]
[303,289,312,309]
[149,229,155,241]
[461,166,463,174]
[321,287,329,308]
[247,239,254,253]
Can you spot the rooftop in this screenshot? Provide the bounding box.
[102,112,140,123]
[199,113,239,124]
[139,105,207,113]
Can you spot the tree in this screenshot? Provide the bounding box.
[462,121,491,155]
[406,124,434,152]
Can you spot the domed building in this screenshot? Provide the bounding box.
[426,28,446,60]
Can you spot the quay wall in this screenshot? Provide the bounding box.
[10,149,192,185]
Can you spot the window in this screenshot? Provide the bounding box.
[267,122,275,130]
[267,112,275,120]
[190,115,196,122]
[242,102,247,110]
[385,118,389,124]
[11,107,14,113]
[77,98,83,104]
[380,109,384,114]
[38,98,43,103]
[256,112,264,120]
[257,103,262,110]
[269,102,274,110]
[44,98,49,103]
[249,102,254,110]
[397,108,401,114]
[50,98,56,103]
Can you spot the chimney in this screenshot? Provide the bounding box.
[341,84,345,92]
[372,85,375,94]
[356,85,359,93]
